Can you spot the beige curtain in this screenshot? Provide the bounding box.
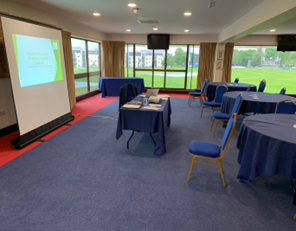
[197,43,217,88]
[62,31,76,109]
[222,43,234,82]
[102,40,125,77]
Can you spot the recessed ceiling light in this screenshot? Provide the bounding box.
[270,29,276,32]
[93,13,100,16]
[184,12,192,16]
[126,29,131,32]
[128,3,137,7]
[153,28,158,31]
[184,30,189,33]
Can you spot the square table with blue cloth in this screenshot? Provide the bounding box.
[206,82,256,101]
[116,96,172,155]
[99,77,145,98]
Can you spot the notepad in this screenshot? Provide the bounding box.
[122,102,142,109]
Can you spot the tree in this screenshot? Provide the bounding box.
[235,49,257,66]
[173,48,186,67]
[251,52,263,67]
[278,52,291,66]
[265,48,277,59]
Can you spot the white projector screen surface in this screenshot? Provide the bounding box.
[13,35,64,88]
[1,17,71,136]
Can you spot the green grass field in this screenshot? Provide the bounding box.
[232,69,296,94]
[74,68,296,96]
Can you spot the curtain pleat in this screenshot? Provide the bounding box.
[62,30,76,109]
[197,43,217,88]
[222,43,234,82]
[103,40,125,77]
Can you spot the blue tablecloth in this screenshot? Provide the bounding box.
[237,114,296,181]
[207,82,256,101]
[116,96,172,155]
[99,78,145,98]
[221,91,296,114]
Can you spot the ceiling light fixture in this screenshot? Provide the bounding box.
[126,29,131,32]
[184,12,192,16]
[270,29,276,32]
[93,13,100,16]
[153,28,158,31]
[208,1,216,8]
[128,3,137,7]
[184,30,189,33]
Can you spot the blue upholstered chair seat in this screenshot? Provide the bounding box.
[203,102,221,107]
[212,112,231,120]
[194,89,201,92]
[189,141,221,158]
[189,92,202,97]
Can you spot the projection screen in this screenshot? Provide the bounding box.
[1,16,73,148]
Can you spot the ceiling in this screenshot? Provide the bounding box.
[9,0,296,37]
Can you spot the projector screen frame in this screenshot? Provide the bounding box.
[0,14,74,149]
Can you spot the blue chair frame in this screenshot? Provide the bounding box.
[258,79,266,92]
[211,93,243,137]
[279,87,286,95]
[188,79,209,107]
[275,99,296,114]
[200,85,228,118]
[187,113,238,188]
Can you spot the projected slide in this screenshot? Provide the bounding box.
[12,35,64,87]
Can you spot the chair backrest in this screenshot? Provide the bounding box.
[258,79,266,92]
[200,79,210,94]
[214,85,228,103]
[275,100,296,114]
[119,83,139,109]
[231,93,244,114]
[279,87,286,95]
[234,78,239,83]
[221,113,237,153]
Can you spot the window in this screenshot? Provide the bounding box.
[232,46,296,94]
[71,38,101,96]
[125,44,199,90]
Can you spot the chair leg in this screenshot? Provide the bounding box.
[210,118,216,131]
[127,131,135,149]
[187,157,196,182]
[200,106,205,118]
[218,160,227,188]
[213,120,220,137]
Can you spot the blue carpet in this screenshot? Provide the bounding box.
[0,98,295,231]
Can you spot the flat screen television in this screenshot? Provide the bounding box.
[277,35,296,52]
[147,34,170,50]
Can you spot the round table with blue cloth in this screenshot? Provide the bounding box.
[206,82,257,101]
[236,114,296,182]
[221,91,296,114]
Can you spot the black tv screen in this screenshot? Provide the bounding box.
[147,34,170,50]
[277,35,296,52]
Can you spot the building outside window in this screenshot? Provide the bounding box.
[71,38,101,96]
